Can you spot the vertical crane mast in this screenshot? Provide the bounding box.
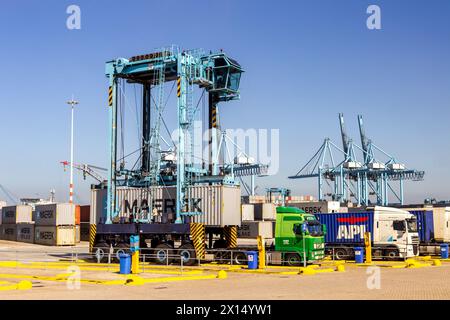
[357,115,370,162]
[338,113,349,155]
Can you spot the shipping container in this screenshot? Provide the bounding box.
[1,224,17,241]
[289,201,340,214]
[34,225,76,246]
[80,222,89,241]
[315,212,374,244]
[1,205,32,224]
[401,206,450,243]
[238,221,274,239]
[34,203,75,226]
[90,185,241,227]
[241,204,254,221]
[80,205,90,223]
[17,223,35,243]
[253,203,276,220]
[75,205,80,225]
[407,210,434,243]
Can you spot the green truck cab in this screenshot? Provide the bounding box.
[274,206,326,265]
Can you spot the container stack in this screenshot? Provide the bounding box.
[239,202,275,239]
[34,203,76,246]
[0,205,33,242]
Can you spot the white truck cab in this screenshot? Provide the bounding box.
[371,206,420,259]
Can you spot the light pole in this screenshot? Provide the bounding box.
[67,96,78,204]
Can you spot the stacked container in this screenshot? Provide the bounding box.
[34,203,76,246]
[1,205,33,242]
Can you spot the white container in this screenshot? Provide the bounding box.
[238,221,273,239]
[17,223,35,243]
[90,185,241,227]
[430,207,450,242]
[34,225,76,246]
[254,203,276,220]
[35,203,75,226]
[2,205,32,224]
[241,204,254,221]
[1,224,17,241]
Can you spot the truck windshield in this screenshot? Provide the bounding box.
[406,219,418,232]
[307,221,323,236]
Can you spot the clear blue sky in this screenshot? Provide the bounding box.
[0,0,449,204]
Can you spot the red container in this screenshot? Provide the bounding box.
[80,205,90,223]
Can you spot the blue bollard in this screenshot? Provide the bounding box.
[119,253,131,274]
[247,251,258,269]
[354,247,364,264]
[440,244,449,259]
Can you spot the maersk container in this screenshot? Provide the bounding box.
[407,210,434,243]
[90,185,241,227]
[315,212,374,244]
[17,223,35,243]
[34,225,76,246]
[1,224,17,241]
[2,205,32,224]
[34,203,75,226]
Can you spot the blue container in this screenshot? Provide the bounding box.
[247,251,258,269]
[315,212,374,244]
[354,247,364,264]
[119,253,131,274]
[408,210,434,243]
[441,244,449,259]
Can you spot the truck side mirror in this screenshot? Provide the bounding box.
[293,224,301,234]
[322,224,327,234]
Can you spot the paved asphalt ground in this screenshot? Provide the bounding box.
[0,240,449,300]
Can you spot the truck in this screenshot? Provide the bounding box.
[398,205,450,255]
[216,206,325,266]
[315,206,420,260]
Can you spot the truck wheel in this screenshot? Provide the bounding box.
[93,242,109,263]
[232,252,247,265]
[154,243,174,265]
[384,248,399,261]
[177,243,197,266]
[285,253,302,266]
[114,243,131,262]
[334,248,348,260]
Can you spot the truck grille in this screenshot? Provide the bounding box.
[411,236,419,244]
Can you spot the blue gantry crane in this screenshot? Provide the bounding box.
[289,113,424,206]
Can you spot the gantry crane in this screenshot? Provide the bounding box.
[289,113,424,206]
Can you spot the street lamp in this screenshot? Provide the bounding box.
[66,96,79,204]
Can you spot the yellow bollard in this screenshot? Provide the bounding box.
[364,232,372,264]
[257,235,265,269]
[131,251,140,274]
[336,264,345,272]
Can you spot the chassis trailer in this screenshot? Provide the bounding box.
[315,206,420,260]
